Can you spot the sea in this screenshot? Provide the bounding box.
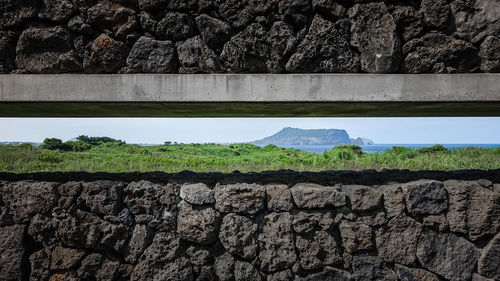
[278,144,500,154]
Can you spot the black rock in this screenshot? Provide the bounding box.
[16,26,82,73]
[126,36,177,73]
[83,33,130,73]
[286,16,360,73]
[156,12,196,42]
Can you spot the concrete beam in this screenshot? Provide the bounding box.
[0,74,499,117]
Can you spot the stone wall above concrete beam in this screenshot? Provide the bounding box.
[0,74,499,117]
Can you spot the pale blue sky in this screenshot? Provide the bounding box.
[0,117,499,144]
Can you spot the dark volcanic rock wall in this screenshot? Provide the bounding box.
[0,0,499,74]
[0,173,499,281]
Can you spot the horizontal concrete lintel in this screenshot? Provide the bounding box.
[0,74,499,117]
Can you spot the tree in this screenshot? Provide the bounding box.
[40,138,71,151]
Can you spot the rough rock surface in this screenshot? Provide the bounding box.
[479,36,500,74]
[395,264,440,281]
[258,212,297,272]
[266,184,294,212]
[156,12,195,42]
[0,225,26,281]
[219,213,258,260]
[179,183,215,205]
[348,3,401,73]
[292,210,335,234]
[0,0,497,74]
[478,232,500,280]
[298,267,353,281]
[352,254,397,281]
[376,215,423,265]
[214,183,265,214]
[452,0,500,43]
[290,183,346,209]
[286,15,360,73]
[403,33,479,73]
[339,219,374,253]
[220,23,271,73]
[296,230,342,270]
[195,14,233,51]
[0,178,498,280]
[343,185,382,212]
[444,180,500,241]
[126,36,177,73]
[417,229,480,281]
[16,26,82,73]
[381,184,405,218]
[2,181,58,223]
[402,180,448,216]
[177,200,220,245]
[83,34,130,73]
[177,36,223,73]
[0,0,36,29]
[215,252,262,281]
[39,0,76,22]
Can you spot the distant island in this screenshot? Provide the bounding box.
[249,127,374,146]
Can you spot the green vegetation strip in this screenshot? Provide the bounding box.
[1,137,499,173]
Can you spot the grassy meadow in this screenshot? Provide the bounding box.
[0,139,499,173]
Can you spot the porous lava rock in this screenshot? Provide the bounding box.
[258,212,297,272]
[15,26,82,73]
[177,36,224,73]
[214,183,266,214]
[0,177,498,281]
[0,225,26,281]
[417,229,480,281]
[290,182,346,209]
[402,32,479,73]
[38,0,76,22]
[126,36,177,73]
[156,12,196,42]
[348,3,401,73]
[177,200,220,245]
[219,213,258,260]
[0,0,36,29]
[444,180,500,241]
[478,232,500,280]
[286,15,360,73]
[83,34,130,73]
[376,214,423,265]
[195,14,233,51]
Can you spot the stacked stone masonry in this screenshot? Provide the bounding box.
[0,177,499,281]
[0,0,499,74]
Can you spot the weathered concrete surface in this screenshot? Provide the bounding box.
[0,74,499,117]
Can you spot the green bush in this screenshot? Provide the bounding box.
[37,151,62,163]
[77,135,125,146]
[417,145,450,154]
[323,145,362,161]
[65,141,92,152]
[40,138,72,151]
[384,146,418,159]
[17,143,33,150]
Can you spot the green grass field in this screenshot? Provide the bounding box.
[1,142,499,173]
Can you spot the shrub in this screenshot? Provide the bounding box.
[40,138,71,151]
[384,146,418,159]
[333,145,364,155]
[324,145,362,161]
[77,135,125,146]
[37,151,62,163]
[65,141,92,152]
[417,145,450,154]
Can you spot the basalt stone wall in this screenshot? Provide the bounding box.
[0,172,499,281]
[0,0,499,74]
